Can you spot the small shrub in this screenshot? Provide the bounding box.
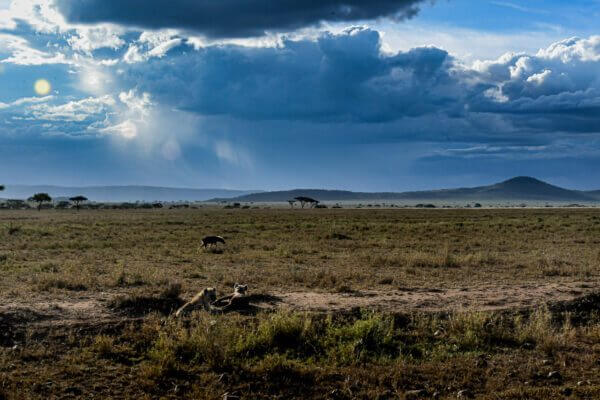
[115,269,127,286]
[445,312,511,351]
[378,277,394,285]
[328,232,352,240]
[325,313,398,364]
[36,278,88,292]
[92,335,115,358]
[237,313,319,359]
[114,268,147,287]
[6,223,20,235]
[336,285,355,293]
[161,282,182,299]
[514,307,573,354]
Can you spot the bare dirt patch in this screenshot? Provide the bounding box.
[1,280,597,337]
[270,280,598,312]
[0,293,116,345]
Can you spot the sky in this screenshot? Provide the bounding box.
[1,0,600,191]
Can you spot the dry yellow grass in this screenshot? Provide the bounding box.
[1,208,599,299]
[1,207,600,399]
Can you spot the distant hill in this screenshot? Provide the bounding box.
[210,177,599,203]
[399,176,594,201]
[3,178,597,204]
[0,185,261,202]
[584,190,600,200]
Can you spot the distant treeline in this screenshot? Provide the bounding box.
[0,200,202,210]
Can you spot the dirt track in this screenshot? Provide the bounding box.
[1,280,598,340]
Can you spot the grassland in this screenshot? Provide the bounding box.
[1,208,600,399]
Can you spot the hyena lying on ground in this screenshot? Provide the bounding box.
[201,235,225,247]
[212,283,249,312]
[174,287,217,317]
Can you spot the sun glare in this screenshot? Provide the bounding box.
[34,79,52,96]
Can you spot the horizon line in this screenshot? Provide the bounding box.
[1,176,599,193]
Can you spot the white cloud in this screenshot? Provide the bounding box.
[123,30,183,63]
[526,69,551,85]
[0,8,16,30]
[437,140,600,160]
[474,35,600,103]
[0,95,53,109]
[139,30,178,46]
[99,119,138,139]
[0,0,67,33]
[147,38,182,58]
[537,35,600,62]
[99,58,120,66]
[0,33,70,65]
[28,95,115,121]
[186,33,284,50]
[68,25,125,54]
[94,90,153,140]
[509,56,534,79]
[0,2,127,66]
[118,90,153,117]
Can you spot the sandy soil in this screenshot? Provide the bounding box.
[272,281,597,312]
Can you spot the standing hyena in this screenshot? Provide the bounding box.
[201,235,225,248]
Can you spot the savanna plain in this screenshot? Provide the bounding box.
[1,207,600,399]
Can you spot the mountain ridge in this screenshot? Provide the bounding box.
[2,178,598,203]
[209,177,600,203]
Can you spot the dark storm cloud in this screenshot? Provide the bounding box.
[118,28,465,123]
[54,0,428,38]
[108,29,600,148]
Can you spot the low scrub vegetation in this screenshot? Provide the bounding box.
[3,304,600,398]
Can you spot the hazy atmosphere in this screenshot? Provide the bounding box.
[1,0,600,191]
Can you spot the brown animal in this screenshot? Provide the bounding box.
[201,235,225,247]
[174,287,217,317]
[212,283,249,312]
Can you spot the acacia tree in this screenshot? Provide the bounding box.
[294,196,319,208]
[28,193,52,211]
[69,195,88,210]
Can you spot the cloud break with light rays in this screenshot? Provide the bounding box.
[1,0,600,190]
